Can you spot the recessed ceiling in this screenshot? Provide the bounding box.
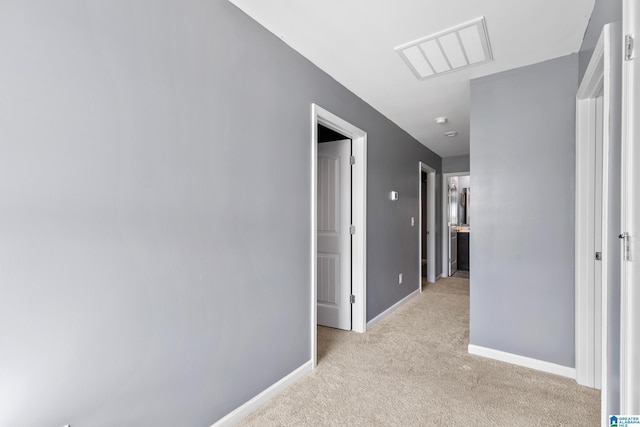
[228,0,595,157]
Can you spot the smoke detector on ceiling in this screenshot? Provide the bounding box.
[395,17,493,80]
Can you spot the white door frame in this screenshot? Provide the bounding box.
[441,171,470,277]
[621,0,639,414]
[418,162,437,288]
[311,104,367,367]
[575,24,614,397]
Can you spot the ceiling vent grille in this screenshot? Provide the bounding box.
[395,17,493,80]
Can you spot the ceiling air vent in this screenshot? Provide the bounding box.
[395,17,493,80]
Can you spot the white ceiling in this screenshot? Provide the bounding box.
[229,0,595,157]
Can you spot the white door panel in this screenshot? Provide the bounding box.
[317,139,351,330]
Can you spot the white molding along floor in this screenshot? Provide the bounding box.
[468,345,576,379]
[210,362,313,427]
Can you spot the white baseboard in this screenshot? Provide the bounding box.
[468,344,576,379]
[367,289,419,331]
[211,361,312,427]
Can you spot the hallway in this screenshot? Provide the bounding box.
[238,278,599,426]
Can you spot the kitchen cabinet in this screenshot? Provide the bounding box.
[457,232,469,271]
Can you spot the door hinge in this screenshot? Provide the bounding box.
[349,156,356,165]
[625,35,634,61]
[595,251,602,261]
[349,225,356,235]
[619,232,631,261]
[350,294,355,304]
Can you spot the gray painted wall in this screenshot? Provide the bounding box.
[366,135,443,317]
[469,54,578,367]
[0,0,440,425]
[442,154,470,173]
[578,0,622,414]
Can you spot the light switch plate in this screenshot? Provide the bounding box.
[411,217,415,226]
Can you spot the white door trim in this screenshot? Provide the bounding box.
[311,104,367,367]
[441,171,470,277]
[575,24,617,405]
[621,0,639,413]
[419,162,436,288]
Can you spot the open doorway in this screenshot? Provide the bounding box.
[418,162,436,287]
[311,104,367,368]
[441,172,470,278]
[575,23,621,423]
[421,171,428,278]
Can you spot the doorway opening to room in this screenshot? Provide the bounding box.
[421,172,428,278]
[311,104,367,368]
[574,23,622,423]
[419,162,436,287]
[442,172,470,278]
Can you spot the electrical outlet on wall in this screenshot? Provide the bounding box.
[399,273,403,284]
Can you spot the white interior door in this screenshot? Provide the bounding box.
[621,0,640,413]
[317,139,351,330]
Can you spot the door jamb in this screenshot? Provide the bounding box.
[311,104,367,368]
[419,162,436,288]
[441,171,470,277]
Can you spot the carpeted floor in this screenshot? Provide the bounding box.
[238,277,599,426]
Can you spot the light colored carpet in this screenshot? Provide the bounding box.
[238,277,599,426]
